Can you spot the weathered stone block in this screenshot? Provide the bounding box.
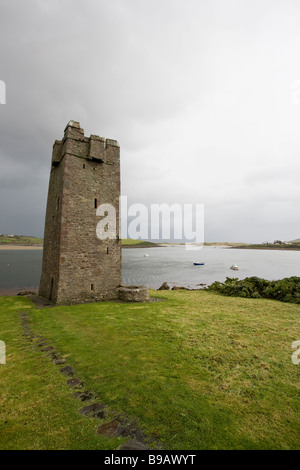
[118,286,150,302]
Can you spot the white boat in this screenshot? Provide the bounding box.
[144,252,149,257]
[230,264,238,271]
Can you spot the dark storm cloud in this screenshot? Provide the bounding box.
[0,0,300,241]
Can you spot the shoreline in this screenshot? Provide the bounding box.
[122,244,162,249]
[0,244,161,250]
[230,245,300,251]
[0,245,43,250]
[1,243,300,252]
[0,286,39,295]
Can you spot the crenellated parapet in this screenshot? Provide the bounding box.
[51,120,120,168]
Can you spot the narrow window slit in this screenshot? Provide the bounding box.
[50,276,54,301]
[94,198,97,209]
[91,284,94,291]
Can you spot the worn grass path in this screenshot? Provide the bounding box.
[0,291,300,449]
[0,297,124,450]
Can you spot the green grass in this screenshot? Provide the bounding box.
[0,235,43,245]
[1,291,300,449]
[0,297,125,450]
[121,238,159,247]
[204,242,300,250]
[234,243,300,251]
[0,236,155,248]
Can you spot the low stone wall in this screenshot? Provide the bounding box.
[118,285,149,302]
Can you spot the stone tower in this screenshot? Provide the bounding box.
[39,121,121,304]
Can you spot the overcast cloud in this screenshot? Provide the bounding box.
[0,0,300,242]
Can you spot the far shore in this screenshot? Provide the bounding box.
[0,245,43,250]
[230,244,300,251]
[0,287,39,295]
[1,243,300,252]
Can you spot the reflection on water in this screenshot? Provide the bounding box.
[1,246,300,292]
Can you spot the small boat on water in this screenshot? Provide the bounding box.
[230,264,238,271]
[193,262,205,266]
[144,253,149,257]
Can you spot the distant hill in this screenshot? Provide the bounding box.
[0,235,159,247]
[290,238,300,244]
[0,235,43,245]
[121,238,160,247]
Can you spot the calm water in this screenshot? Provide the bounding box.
[1,246,300,293]
[122,246,300,288]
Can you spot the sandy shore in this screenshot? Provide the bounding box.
[0,245,43,250]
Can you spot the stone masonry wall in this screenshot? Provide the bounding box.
[38,151,65,301]
[39,121,121,304]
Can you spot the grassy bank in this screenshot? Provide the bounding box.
[0,237,158,249]
[121,239,160,248]
[205,242,300,250]
[0,291,300,449]
[232,243,300,251]
[0,235,43,246]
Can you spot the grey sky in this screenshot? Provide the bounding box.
[0,0,300,242]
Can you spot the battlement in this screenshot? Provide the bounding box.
[51,121,120,168]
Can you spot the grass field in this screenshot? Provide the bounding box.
[0,291,300,450]
[121,239,160,247]
[0,237,157,248]
[233,243,300,251]
[0,235,43,245]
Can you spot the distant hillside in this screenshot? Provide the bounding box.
[121,239,160,248]
[290,238,300,244]
[232,242,300,251]
[0,235,43,245]
[0,235,159,248]
[204,242,244,247]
